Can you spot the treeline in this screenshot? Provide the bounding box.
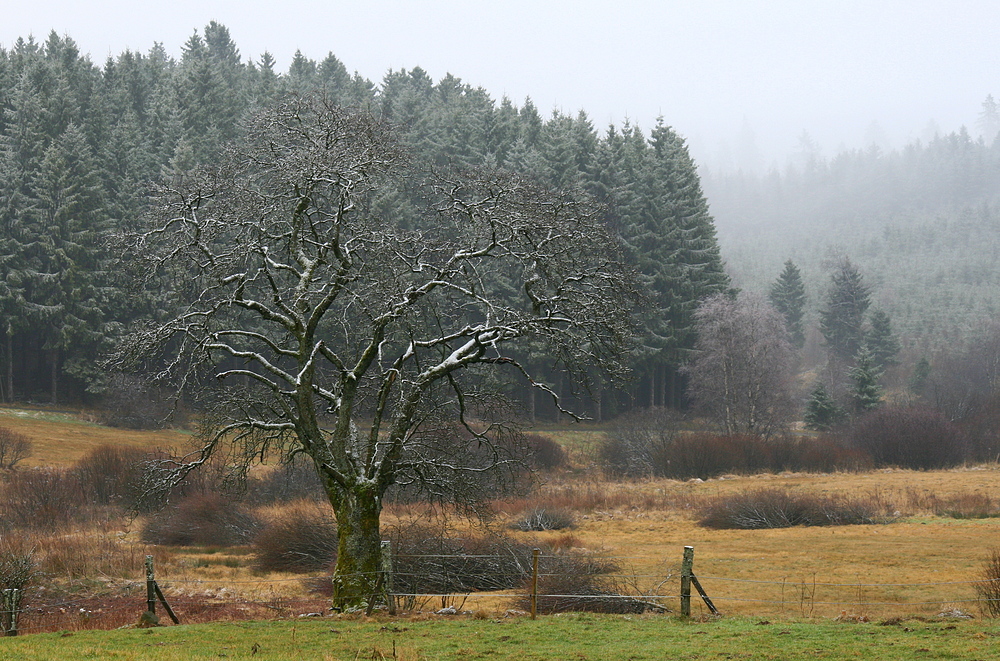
[705,116,1000,353]
[0,23,727,416]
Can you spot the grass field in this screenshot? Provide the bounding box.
[5,407,1000,656]
[4,613,1000,660]
[0,405,190,466]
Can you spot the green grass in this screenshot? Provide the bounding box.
[4,614,1000,660]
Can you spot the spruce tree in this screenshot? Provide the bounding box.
[820,258,871,363]
[803,382,846,431]
[864,308,901,372]
[769,259,807,348]
[849,346,883,414]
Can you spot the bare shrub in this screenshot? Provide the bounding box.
[140,492,260,546]
[921,492,999,519]
[388,522,538,595]
[523,433,567,471]
[849,405,965,469]
[246,457,326,505]
[252,500,338,573]
[975,549,1000,618]
[600,407,684,477]
[97,374,179,430]
[32,526,149,581]
[0,427,31,469]
[698,488,898,529]
[513,555,646,614]
[74,445,158,509]
[513,507,575,531]
[0,537,37,592]
[0,468,87,529]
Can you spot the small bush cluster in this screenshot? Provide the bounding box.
[141,492,261,546]
[522,433,568,471]
[97,374,179,430]
[601,428,869,480]
[975,548,1000,618]
[512,507,575,531]
[848,405,965,470]
[698,488,898,529]
[0,427,32,469]
[252,500,338,572]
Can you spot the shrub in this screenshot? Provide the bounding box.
[0,427,31,469]
[975,548,1000,618]
[246,457,326,505]
[600,407,684,477]
[97,374,179,430]
[698,488,897,529]
[141,492,261,546]
[513,555,645,614]
[512,507,575,531]
[252,500,338,573]
[0,468,86,529]
[523,433,567,471]
[848,405,965,469]
[74,445,157,509]
[0,536,36,592]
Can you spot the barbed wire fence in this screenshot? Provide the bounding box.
[1,545,993,636]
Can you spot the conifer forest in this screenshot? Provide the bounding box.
[1,21,999,436]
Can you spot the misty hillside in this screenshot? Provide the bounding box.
[704,126,1000,355]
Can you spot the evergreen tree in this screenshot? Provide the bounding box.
[768,259,807,349]
[910,357,931,396]
[849,346,883,414]
[864,308,901,372]
[803,382,846,431]
[820,258,871,363]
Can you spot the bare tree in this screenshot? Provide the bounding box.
[686,293,795,437]
[111,95,632,607]
[0,427,31,469]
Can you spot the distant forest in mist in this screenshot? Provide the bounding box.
[706,114,1000,358]
[1,21,998,416]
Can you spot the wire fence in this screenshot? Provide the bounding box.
[1,547,991,636]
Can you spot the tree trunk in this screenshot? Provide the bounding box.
[330,485,384,610]
[4,331,11,403]
[50,349,59,406]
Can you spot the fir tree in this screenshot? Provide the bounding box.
[803,382,846,431]
[864,308,901,372]
[849,346,883,414]
[820,258,871,363]
[769,259,807,349]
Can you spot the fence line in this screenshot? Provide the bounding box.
[3,546,993,636]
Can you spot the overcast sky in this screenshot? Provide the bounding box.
[4,0,999,171]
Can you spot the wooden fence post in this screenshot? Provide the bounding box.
[2,588,20,636]
[680,546,694,618]
[145,555,156,617]
[381,540,395,616]
[530,548,540,620]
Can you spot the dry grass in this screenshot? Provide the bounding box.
[0,406,190,467]
[9,408,1000,622]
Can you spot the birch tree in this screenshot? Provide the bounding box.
[686,293,795,437]
[112,95,632,608]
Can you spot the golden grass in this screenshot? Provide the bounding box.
[7,408,1000,621]
[0,406,191,466]
[514,467,1000,619]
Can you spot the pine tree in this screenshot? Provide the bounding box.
[803,382,846,431]
[849,346,883,414]
[769,259,807,349]
[820,258,871,363]
[864,308,901,372]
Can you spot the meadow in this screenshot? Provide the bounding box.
[4,405,1000,659]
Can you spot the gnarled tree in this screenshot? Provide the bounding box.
[112,95,632,607]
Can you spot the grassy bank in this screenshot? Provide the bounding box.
[3,613,1000,660]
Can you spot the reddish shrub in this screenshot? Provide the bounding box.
[848,405,965,469]
[141,492,260,546]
